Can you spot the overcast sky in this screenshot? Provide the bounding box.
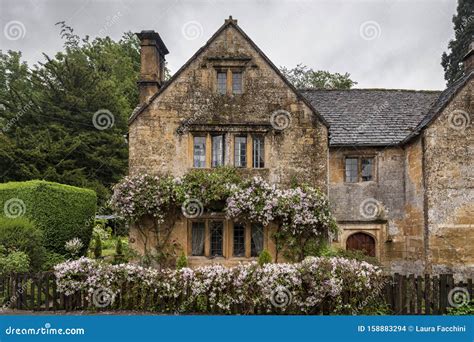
[0,0,458,90]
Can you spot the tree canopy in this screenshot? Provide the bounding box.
[441,0,474,85]
[0,23,140,204]
[280,64,357,89]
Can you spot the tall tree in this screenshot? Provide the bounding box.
[280,64,357,89]
[441,0,474,85]
[0,23,141,204]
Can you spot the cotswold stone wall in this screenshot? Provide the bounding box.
[328,145,426,273]
[423,81,474,277]
[128,23,328,264]
[129,24,328,190]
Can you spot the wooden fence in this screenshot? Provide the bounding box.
[382,273,472,315]
[0,272,472,314]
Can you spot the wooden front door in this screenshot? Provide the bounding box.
[346,232,376,257]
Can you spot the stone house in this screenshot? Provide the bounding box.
[128,17,473,276]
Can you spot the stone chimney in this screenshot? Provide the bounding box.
[462,41,474,74]
[136,30,169,103]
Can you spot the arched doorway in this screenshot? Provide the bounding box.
[346,232,376,257]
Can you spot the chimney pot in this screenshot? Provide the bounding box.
[136,30,169,103]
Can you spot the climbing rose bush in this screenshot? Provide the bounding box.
[54,256,384,314]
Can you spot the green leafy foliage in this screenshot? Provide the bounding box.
[175,167,242,210]
[0,217,45,271]
[257,249,272,266]
[93,234,102,259]
[176,252,188,269]
[42,251,66,271]
[0,23,140,204]
[280,64,357,89]
[113,238,127,264]
[447,301,474,315]
[0,248,30,275]
[317,244,381,266]
[441,0,474,85]
[0,180,96,255]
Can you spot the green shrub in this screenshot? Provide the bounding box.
[113,238,126,264]
[258,249,272,266]
[176,252,188,269]
[93,234,102,259]
[0,250,30,275]
[447,301,474,315]
[0,180,96,255]
[42,251,66,271]
[311,242,381,266]
[0,217,46,271]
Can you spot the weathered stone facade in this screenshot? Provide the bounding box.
[128,17,473,275]
[423,81,473,276]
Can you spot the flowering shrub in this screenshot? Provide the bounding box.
[225,177,281,226]
[226,178,337,238]
[110,170,338,261]
[54,256,384,314]
[64,238,84,257]
[110,174,176,224]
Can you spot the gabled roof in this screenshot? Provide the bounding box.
[401,70,473,144]
[129,17,329,127]
[301,88,441,146]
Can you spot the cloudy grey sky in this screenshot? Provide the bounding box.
[1,0,457,90]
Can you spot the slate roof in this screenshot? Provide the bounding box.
[301,88,442,146]
[402,70,474,143]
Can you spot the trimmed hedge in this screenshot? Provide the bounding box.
[0,217,45,271]
[0,180,96,255]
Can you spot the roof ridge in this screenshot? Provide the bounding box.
[299,88,442,93]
